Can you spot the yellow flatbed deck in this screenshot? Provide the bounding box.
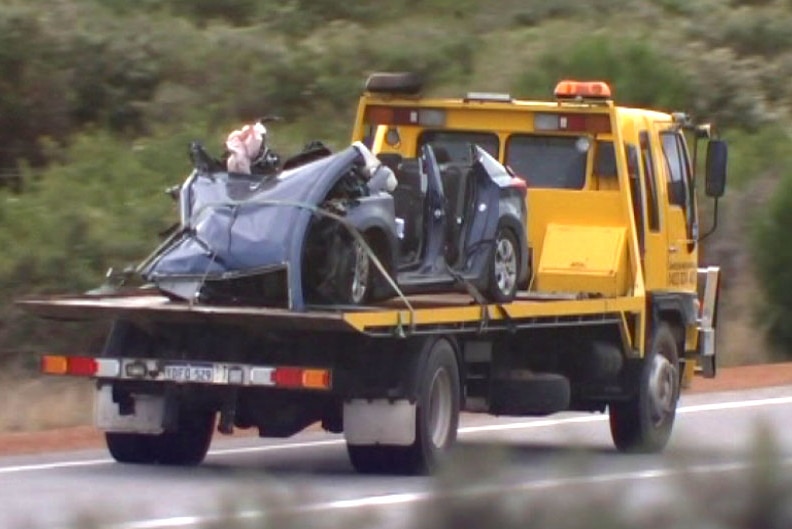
[18,290,643,337]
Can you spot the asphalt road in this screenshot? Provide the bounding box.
[1,385,791,529]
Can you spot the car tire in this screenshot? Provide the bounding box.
[331,233,371,305]
[486,226,520,302]
[609,323,679,453]
[347,337,460,475]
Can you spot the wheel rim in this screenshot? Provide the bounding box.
[647,352,677,428]
[494,233,517,295]
[350,239,369,303]
[427,367,453,448]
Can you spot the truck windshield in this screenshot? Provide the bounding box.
[506,135,587,189]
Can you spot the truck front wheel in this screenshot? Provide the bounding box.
[347,337,460,474]
[106,409,215,466]
[609,323,679,453]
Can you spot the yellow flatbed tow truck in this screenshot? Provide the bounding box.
[20,75,726,474]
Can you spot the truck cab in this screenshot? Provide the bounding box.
[353,74,726,382]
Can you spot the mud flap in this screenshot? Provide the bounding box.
[697,266,720,378]
[95,385,167,434]
[343,399,416,446]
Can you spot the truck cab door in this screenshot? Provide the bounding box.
[658,128,698,290]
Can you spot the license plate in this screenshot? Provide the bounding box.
[164,364,214,383]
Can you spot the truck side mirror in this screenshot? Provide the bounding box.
[705,140,727,198]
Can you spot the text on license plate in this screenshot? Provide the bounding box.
[164,364,214,383]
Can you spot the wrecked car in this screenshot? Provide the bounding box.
[139,141,530,309]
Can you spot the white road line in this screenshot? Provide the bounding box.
[111,456,792,529]
[677,395,792,414]
[115,516,203,529]
[2,393,791,475]
[208,438,342,456]
[0,458,111,474]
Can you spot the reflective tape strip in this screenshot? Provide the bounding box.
[249,367,275,386]
[96,358,121,377]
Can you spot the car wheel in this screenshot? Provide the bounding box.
[308,227,372,305]
[331,233,370,305]
[609,323,679,453]
[486,226,519,302]
[348,236,370,304]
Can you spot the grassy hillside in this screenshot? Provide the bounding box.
[2,0,792,367]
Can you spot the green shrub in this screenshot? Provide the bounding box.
[703,7,792,57]
[722,125,792,188]
[753,172,792,358]
[514,36,691,112]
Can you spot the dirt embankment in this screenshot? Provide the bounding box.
[1,363,791,458]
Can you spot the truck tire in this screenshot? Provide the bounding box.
[105,432,158,464]
[347,337,460,474]
[486,226,519,303]
[609,323,679,453]
[106,409,215,466]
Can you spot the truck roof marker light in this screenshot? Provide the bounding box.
[464,92,512,103]
[365,106,445,127]
[554,80,612,100]
[366,106,396,125]
[418,109,446,127]
[534,113,611,134]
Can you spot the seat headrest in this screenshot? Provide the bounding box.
[377,153,403,172]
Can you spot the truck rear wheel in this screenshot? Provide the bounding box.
[609,323,679,453]
[347,337,460,474]
[106,409,215,466]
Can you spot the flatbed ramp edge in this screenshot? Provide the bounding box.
[18,291,644,336]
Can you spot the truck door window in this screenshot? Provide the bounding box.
[626,143,645,256]
[660,132,689,209]
[639,131,660,232]
[418,131,499,162]
[505,135,587,189]
[660,131,697,245]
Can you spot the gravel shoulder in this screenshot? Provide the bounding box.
[2,362,791,457]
